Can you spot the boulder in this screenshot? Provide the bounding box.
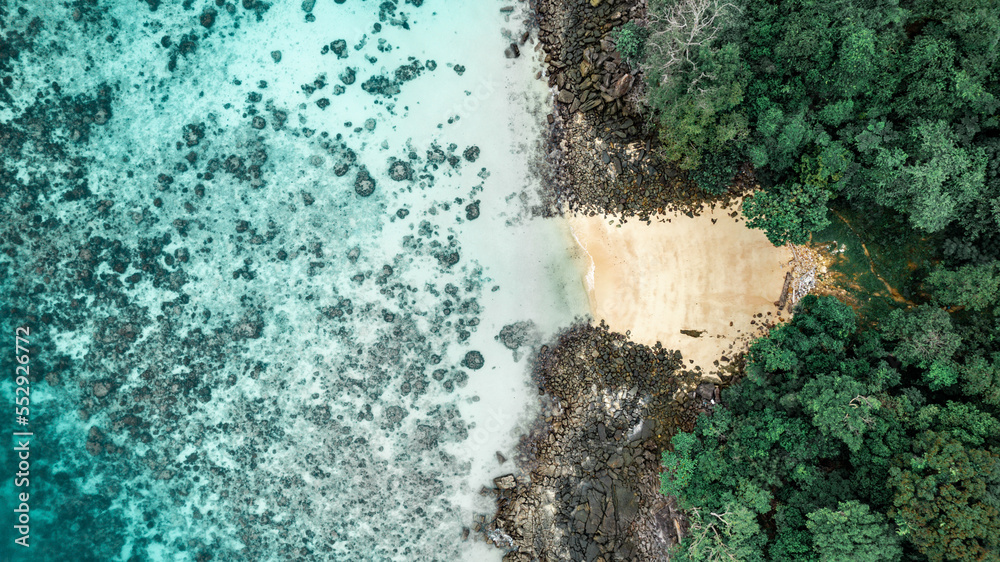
[613,486,639,527]
[697,382,716,400]
[494,474,516,490]
[611,74,634,98]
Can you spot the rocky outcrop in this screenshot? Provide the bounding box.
[536,0,642,120]
[482,324,707,561]
[532,0,752,220]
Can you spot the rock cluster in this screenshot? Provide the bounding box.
[532,0,752,221]
[482,324,708,561]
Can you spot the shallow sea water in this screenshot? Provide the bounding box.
[0,1,588,560]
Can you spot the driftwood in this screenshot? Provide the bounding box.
[776,271,793,311]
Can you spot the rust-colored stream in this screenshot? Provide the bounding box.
[829,210,915,306]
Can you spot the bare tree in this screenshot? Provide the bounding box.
[644,0,741,93]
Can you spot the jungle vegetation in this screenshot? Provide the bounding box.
[638,0,1000,560]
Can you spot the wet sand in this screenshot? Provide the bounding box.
[568,205,793,377]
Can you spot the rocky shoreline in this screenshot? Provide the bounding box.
[530,0,752,221]
[479,323,720,561]
[476,0,758,559]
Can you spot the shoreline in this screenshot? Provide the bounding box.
[482,0,798,559]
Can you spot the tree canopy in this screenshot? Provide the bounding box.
[661,296,1000,561]
[642,2,1000,559]
[640,0,1000,254]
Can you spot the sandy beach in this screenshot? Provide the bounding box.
[568,205,794,377]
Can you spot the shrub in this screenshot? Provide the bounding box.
[690,148,742,195]
[611,21,648,65]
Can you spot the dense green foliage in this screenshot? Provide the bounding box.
[660,296,1000,561]
[641,0,1000,252]
[646,1,1000,559]
[611,21,649,66]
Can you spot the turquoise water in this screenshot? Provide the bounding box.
[0,1,588,560]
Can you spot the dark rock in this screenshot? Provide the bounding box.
[354,166,376,197]
[557,89,575,104]
[505,43,520,58]
[200,8,217,27]
[270,50,282,63]
[696,382,716,401]
[465,201,480,220]
[494,474,516,490]
[462,145,480,162]
[462,350,484,370]
[331,39,348,58]
[361,75,400,97]
[612,74,634,98]
[613,485,639,527]
[388,159,412,181]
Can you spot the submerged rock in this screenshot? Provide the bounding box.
[497,321,534,350]
[462,350,484,370]
[200,8,216,28]
[361,75,400,97]
[330,39,348,58]
[388,159,413,181]
[465,201,480,221]
[427,146,446,164]
[462,145,480,162]
[354,166,376,197]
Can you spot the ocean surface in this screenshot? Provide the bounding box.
[0,1,589,560]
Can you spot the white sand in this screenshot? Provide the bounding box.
[568,206,793,376]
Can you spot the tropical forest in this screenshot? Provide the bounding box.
[643,0,1000,560]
